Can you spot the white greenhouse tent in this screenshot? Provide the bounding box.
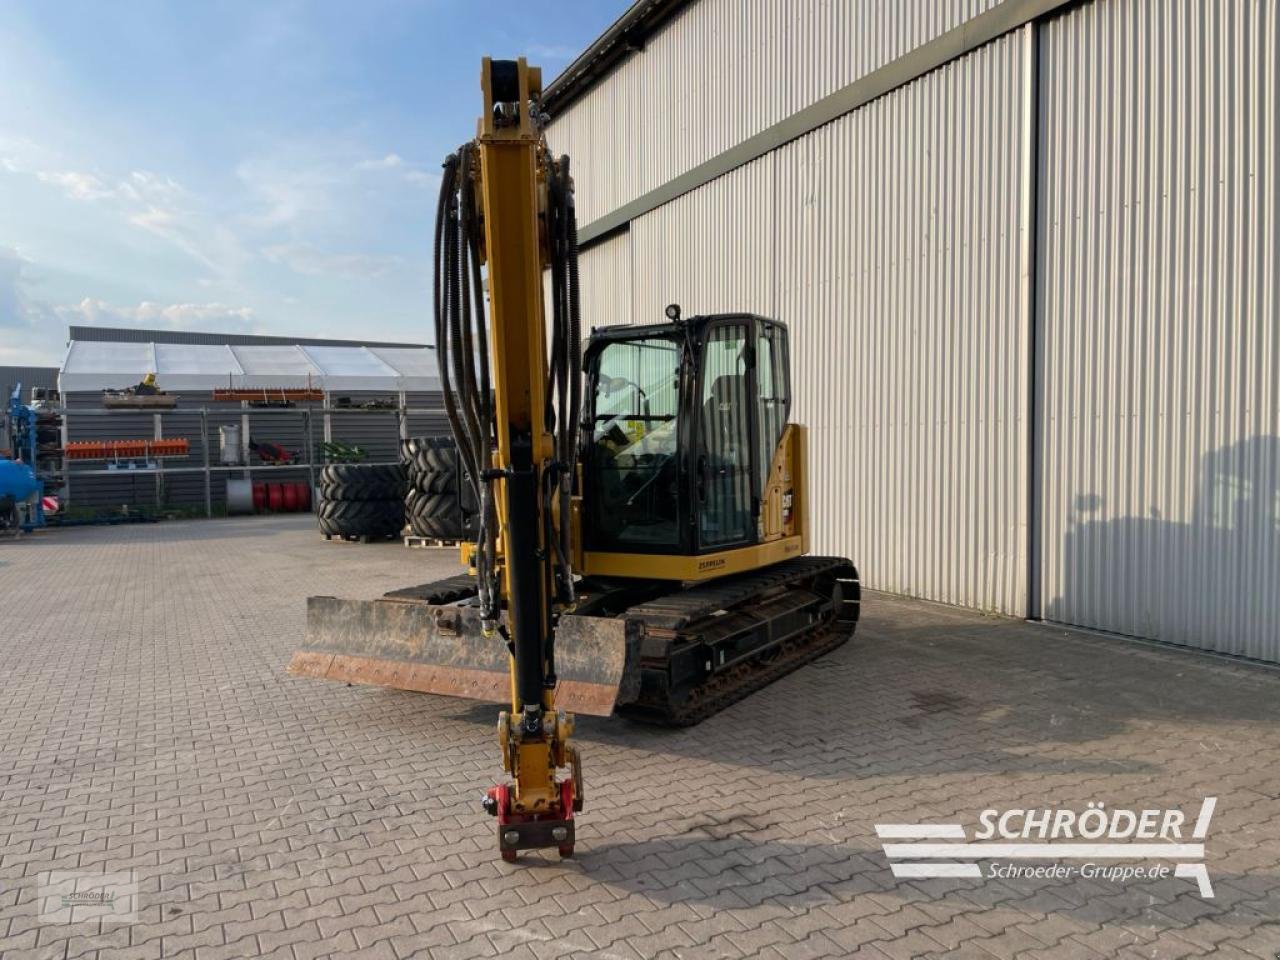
[54,336,448,515]
[59,341,441,393]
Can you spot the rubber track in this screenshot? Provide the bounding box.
[619,621,853,727]
[617,556,857,726]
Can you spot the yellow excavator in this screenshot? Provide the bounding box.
[289,58,859,861]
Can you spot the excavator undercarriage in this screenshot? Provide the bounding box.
[292,556,859,726]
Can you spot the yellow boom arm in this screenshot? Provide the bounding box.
[435,57,583,861]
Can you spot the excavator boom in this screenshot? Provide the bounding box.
[288,56,862,862]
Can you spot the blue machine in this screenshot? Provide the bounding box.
[2,383,46,532]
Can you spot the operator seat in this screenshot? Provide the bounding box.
[703,374,749,460]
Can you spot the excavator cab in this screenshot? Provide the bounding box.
[574,313,812,582]
[582,313,790,557]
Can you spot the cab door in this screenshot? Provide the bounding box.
[696,320,755,549]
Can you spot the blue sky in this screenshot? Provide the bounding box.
[0,0,628,365]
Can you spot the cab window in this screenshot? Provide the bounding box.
[586,337,682,550]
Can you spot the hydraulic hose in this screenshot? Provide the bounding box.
[433,143,581,627]
[435,147,497,623]
[543,154,581,606]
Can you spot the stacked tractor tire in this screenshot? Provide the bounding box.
[317,463,407,541]
[402,437,477,541]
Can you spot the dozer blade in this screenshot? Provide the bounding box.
[288,593,639,717]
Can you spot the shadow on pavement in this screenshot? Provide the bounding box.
[435,594,1280,781]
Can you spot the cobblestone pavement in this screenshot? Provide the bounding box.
[2,515,1279,959]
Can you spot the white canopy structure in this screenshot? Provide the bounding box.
[59,340,441,393]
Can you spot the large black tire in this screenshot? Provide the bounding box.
[318,498,402,521]
[402,436,480,540]
[405,437,458,485]
[320,478,406,501]
[405,488,474,540]
[319,463,406,502]
[320,463,406,487]
[408,514,463,540]
[407,469,459,496]
[317,497,404,539]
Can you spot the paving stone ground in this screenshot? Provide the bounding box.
[1,514,1279,959]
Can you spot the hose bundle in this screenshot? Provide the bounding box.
[434,143,582,627]
[435,144,498,625]
[545,155,582,604]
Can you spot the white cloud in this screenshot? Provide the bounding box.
[262,241,402,278]
[353,151,436,190]
[18,162,246,277]
[35,169,115,200]
[0,246,257,364]
[236,154,339,228]
[355,153,403,171]
[66,298,257,331]
[0,251,63,364]
[0,250,26,327]
[0,135,57,175]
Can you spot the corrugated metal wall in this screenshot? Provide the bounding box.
[776,31,1030,614]
[630,157,776,323]
[1037,0,1279,657]
[579,231,634,330]
[578,34,1033,615]
[551,0,1279,654]
[547,0,1002,224]
[404,392,452,446]
[0,366,60,399]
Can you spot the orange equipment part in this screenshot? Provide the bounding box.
[65,441,109,460]
[64,438,191,460]
[148,438,190,457]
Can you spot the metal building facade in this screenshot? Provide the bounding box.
[548,0,1279,658]
[1037,0,1279,657]
[550,0,1005,224]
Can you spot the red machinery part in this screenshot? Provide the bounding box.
[281,484,299,512]
[295,482,312,512]
[488,779,576,863]
[252,483,266,513]
[267,484,284,512]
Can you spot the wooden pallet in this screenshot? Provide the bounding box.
[321,532,400,544]
[403,535,460,549]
